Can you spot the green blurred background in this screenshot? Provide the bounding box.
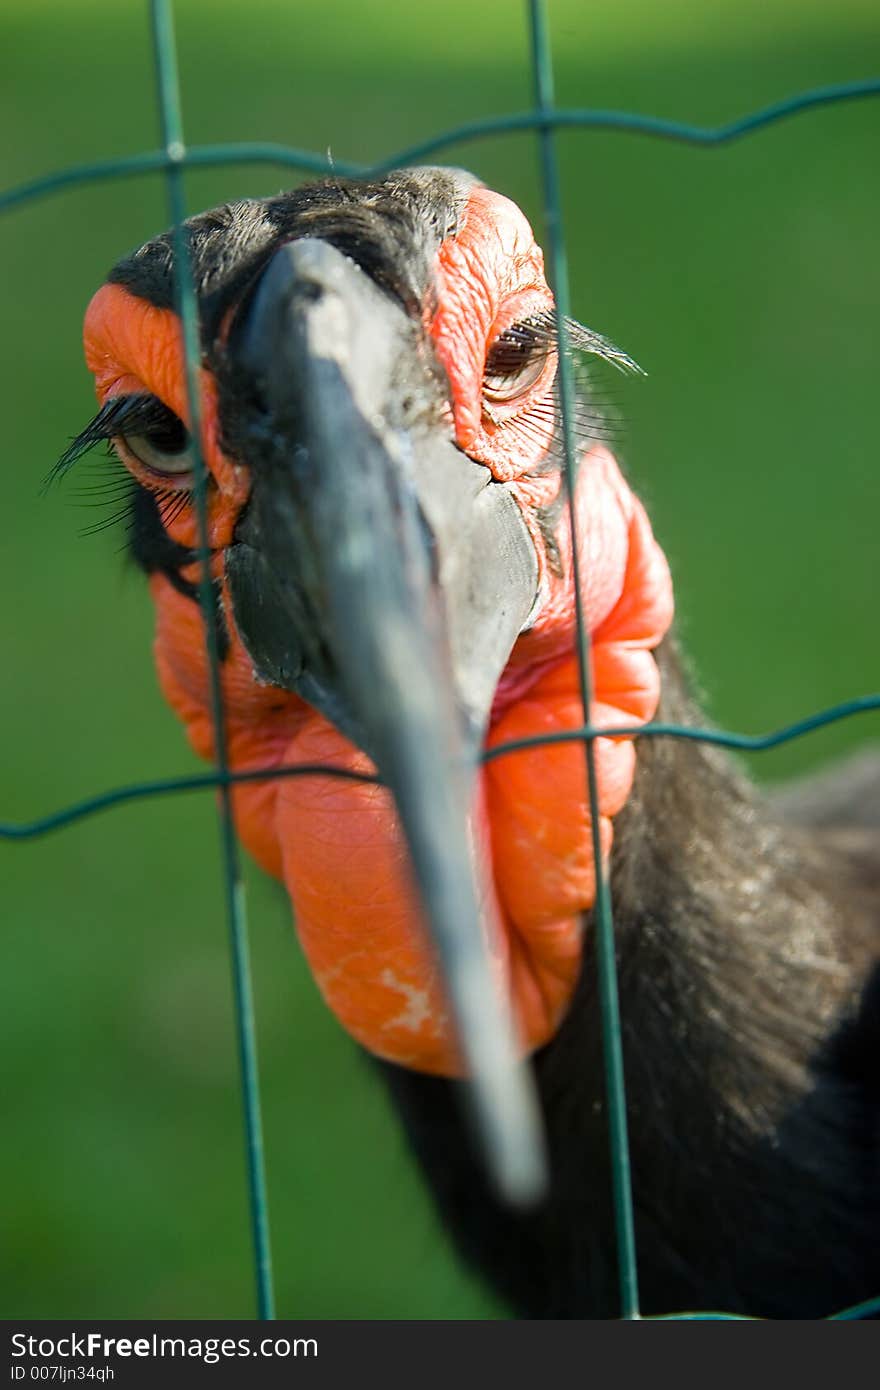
[2,0,878,1318]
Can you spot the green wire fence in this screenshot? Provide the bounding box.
[2,0,879,1323]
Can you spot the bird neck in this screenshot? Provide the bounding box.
[379,637,880,1317]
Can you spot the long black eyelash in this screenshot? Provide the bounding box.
[514,309,644,377]
[56,447,133,540]
[79,495,140,539]
[72,473,193,545]
[46,394,181,490]
[155,488,192,529]
[51,399,193,543]
[516,352,637,577]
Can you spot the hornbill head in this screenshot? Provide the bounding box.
[59,168,674,1200]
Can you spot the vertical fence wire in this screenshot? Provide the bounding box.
[526,0,640,1319]
[148,0,275,1322]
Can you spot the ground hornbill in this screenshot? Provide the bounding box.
[57,168,879,1318]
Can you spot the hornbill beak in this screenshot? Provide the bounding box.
[225,238,545,1202]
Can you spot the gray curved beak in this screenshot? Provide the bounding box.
[225,237,546,1203]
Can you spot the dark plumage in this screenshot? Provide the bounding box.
[108,168,469,338]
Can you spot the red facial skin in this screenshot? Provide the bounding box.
[83,185,674,1075]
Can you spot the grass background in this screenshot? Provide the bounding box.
[1,0,877,1318]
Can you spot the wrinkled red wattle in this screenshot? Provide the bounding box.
[151,444,673,1075]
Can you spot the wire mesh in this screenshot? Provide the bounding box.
[2,0,879,1323]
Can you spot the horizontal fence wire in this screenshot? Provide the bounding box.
[4,78,880,214]
[3,0,879,1323]
[3,696,879,839]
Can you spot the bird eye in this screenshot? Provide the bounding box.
[117,408,193,481]
[483,321,553,404]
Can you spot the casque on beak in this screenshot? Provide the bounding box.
[225,236,545,1202]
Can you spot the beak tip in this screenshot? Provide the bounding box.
[469,1052,549,1209]
[494,1139,549,1210]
